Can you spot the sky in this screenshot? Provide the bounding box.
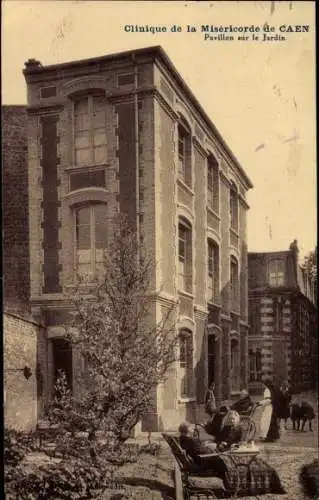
[2,0,316,259]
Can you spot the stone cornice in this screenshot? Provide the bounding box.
[107,85,156,104]
[148,291,179,307]
[192,135,207,158]
[31,296,73,309]
[238,193,250,210]
[219,169,231,187]
[153,89,180,122]
[27,104,64,115]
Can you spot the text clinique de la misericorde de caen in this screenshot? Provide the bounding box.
[123,23,310,42]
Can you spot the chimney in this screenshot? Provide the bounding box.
[24,58,42,69]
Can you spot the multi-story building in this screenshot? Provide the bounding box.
[248,241,317,392]
[7,46,253,431]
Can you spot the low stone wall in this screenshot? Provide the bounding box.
[4,312,44,431]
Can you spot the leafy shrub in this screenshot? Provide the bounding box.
[102,443,139,465]
[300,459,319,498]
[5,458,117,499]
[138,442,161,456]
[4,428,38,466]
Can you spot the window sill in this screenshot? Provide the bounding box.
[177,177,194,196]
[178,398,196,404]
[65,163,111,173]
[230,308,240,317]
[206,205,220,220]
[230,227,239,237]
[178,289,194,300]
[207,299,221,308]
[65,282,102,293]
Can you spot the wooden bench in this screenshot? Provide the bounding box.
[162,432,227,499]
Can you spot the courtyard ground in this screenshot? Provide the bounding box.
[10,391,319,499]
[122,390,319,499]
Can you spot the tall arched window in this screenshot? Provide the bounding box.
[207,154,219,213]
[179,329,193,398]
[230,256,239,311]
[177,118,192,187]
[230,182,238,232]
[74,94,107,166]
[207,239,219,303]
[249,348,262,381]
[75,203,108,278]
[178,219,192,293]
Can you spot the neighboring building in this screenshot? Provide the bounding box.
[2,105,45,430]
[248,241,317,392]
[5,46,253,431]
[2,106,29,312]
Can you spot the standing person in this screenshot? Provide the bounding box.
[277,382,291,430]
[204,381,216,417]
[263,379,280,442]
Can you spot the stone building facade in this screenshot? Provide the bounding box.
[9,46,253,430]
[248,241,317,393]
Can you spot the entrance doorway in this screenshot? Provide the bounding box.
[52,338,73,393]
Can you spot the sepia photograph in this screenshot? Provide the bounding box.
[2,1,317,498]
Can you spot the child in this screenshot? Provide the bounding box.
[204,381,217,417]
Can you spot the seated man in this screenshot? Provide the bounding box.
[231,389,253,415]
[178,421,217,466]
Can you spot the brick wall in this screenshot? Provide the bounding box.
[2,106,30,311]
[4,313,45,431]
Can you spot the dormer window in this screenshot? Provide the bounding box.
[268,259,285,286]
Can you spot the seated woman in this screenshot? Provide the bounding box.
[204,406,243,450]
[231,389,253,415]
[178,421,218,465]
[217,410,243,451]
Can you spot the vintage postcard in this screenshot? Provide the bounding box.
[2,1,317,498]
